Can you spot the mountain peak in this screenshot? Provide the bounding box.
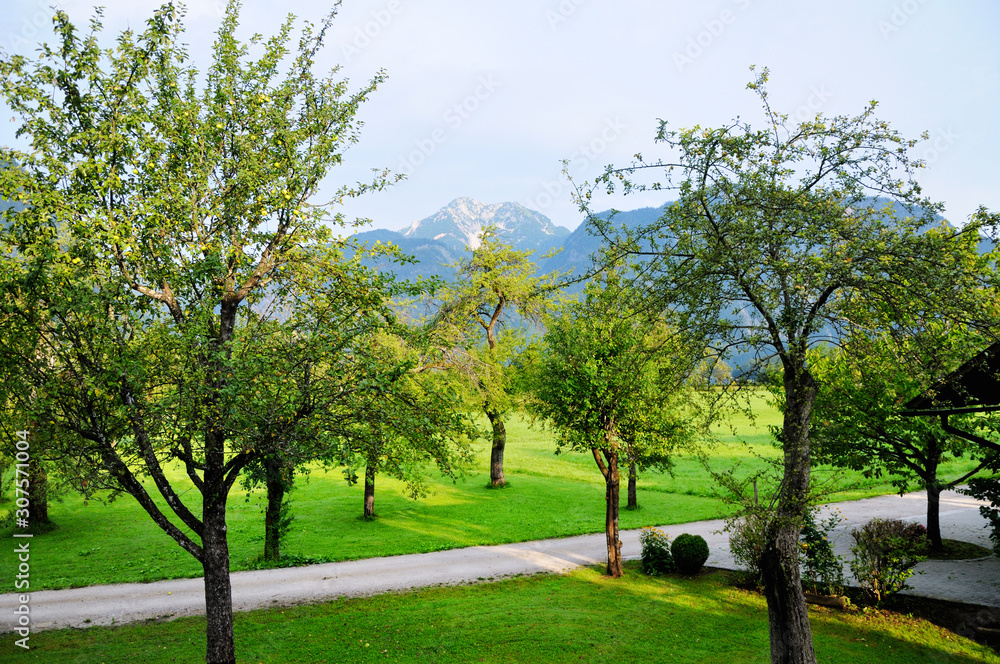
[401,197,569,253]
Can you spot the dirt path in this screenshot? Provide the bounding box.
[1,488,996,633]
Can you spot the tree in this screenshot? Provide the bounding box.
[23,432,51,526]
[246,454,297,562]
[432,229,563,487]
[0,4,405,662]
[526,273,703,577]
[336,331,477,519]
[232,289,429,563]
[0,416,54,527]
[579,68,996,663]
[0,297,55,527]
[809,331,999,552]
[625,458,639,510]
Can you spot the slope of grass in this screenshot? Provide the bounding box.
[21,564,1000,664]
[0,393,988,590]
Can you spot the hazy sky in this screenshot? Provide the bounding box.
[2,0,998,232]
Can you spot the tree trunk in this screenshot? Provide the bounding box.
[203,500,236,664]
[592,447,623,577]
[926,480,943,553]
[26,448,50,526]
[605,451,622,577]
[760,365,817,664]
[487,409,506,487]
[364,463,376,519]
[760,525,814,664]
[920,438,943,553]
[203,376,236,664]
[263,457,285,562]
[627,460,638,510]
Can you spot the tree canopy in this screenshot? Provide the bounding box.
[807,328,999,549]
[335,329,478,519]
[0,3,417,662]
[577,67,998,664]
[527,272,705,576]
[431,228,564,486]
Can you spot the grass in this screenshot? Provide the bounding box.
[926,539,996,561]
[0,393,989,590]
[19,563,1000,663]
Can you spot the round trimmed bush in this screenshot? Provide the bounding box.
[671,533,709,574]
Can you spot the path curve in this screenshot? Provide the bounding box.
[1,488,997,633]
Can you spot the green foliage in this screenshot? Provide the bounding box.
[849,518,927,602]
[799,508,845,596]
[431,228,564,414]
[525,271,705,574]
[671,533,709,574]
[808,330,999,497]
[0,0,433,550]
[964,476,1000,557]
[639,526,674,575]
[334,330,478,502]
[725,508,769,586]
[0,3,422,658]
[526,272,703,464]
[585,68,996,380]
[428,228,567,486]
[1,408,991,591]
[579,70,997,661]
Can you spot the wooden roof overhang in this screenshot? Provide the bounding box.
[901,340,1000,455]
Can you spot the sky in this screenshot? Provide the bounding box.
[2,0,998,233]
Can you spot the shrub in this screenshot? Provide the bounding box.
[672,533,709,574]
[901,522,928,548]
[639,527,674,575]
[726,509,768,586]
[799,508,845,596]
[849,518,926,602]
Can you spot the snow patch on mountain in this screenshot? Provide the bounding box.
[400,197,569,253]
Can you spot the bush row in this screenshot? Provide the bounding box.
[727,509,927,602]
[640,528,709,576]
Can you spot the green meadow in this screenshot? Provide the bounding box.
[1,393,986,591]
[20,564,1000,664]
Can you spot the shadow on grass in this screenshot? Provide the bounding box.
[21,564,1000,664]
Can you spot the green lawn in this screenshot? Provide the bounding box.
[1,394,987,590]
[19,564,1000,664]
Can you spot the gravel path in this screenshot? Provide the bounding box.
[1,488,996,633]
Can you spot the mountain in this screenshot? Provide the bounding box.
[538,204,668,277]
[400,197,571,254]
[351,200,671,285]
[352,196,976,291]
[350,228,459,283]
[351,197,575,283]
